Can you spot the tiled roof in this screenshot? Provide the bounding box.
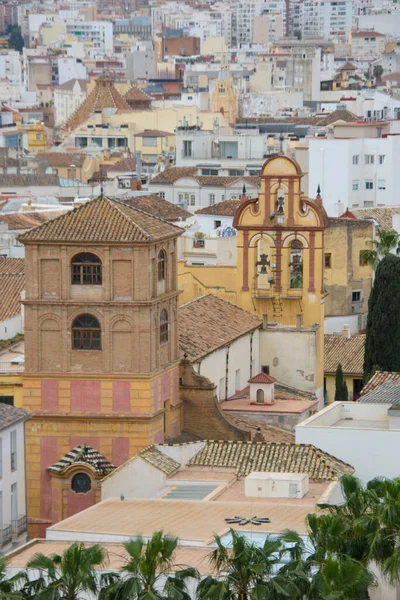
[358,381,400,405]
[225,415,295,443]
[138,445,180,475]
[196,200,240,216]
[0,174,59,187]
[179,295,262,362]
[47,445,116,476]
[66,77,130,131]
[352,30,384,37]
[0,257,24,321]
[339,209,357,219]
[361,371,400,396]
[134,129,173,137]
[103,157,137,173]
[248,372,277,384]
[327,216,371,229]
[340,61,357,70]
[352,207,400,230]
[317,109,358,126]
[187,440,354,480]
[0,211,66,231]
[150,168,260,188]
[151,167,198,184]
[324,334,365,375]
[123,84,152,106]
[0,404,30,432]
[18,196,182,244]
[40,153,86,168]
[57,78,88,91]
[122,195,192,221]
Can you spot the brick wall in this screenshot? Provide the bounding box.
[180,360,249,441]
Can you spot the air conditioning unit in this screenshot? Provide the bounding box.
[245,472,309,499]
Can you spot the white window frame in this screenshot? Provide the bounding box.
[352,180,359,191]
[365,180,373,190]
[352,154,359,165]
[10,430,16,471]
[364,154,374,165]
[209,193,215,205]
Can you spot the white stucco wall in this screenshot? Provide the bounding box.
[0,314,23,341]
[101,457,167,501]
[0,419,27,530]
[195,329,260,400]
[296,402,400,483]
[260,329,317,395]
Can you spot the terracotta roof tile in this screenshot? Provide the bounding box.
[179,295,262,362]
[66,77,130,130]
[138,445,180,475]
[47,445,115,476]
[134,129,173,137]
[324,334,365,375]
[0,404,29,432]
[151,168,260,188]
[361,371,400,396]
[248,372,277,384]
[18,196,182,244]
[122,195,192,221]
[123,84,152,107]
[187,440,354,480]
[196,200,240,216]
[40,152,86,168]
[0,174,59,187]
[103,157,137,173]
[225,416,295,443]
[57,78,88,91]
[0,211,66,231]
[352,207,400,230]
[0,257,24,321]
[317,109,358,126]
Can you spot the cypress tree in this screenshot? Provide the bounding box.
[364,255,400,381]
[335,363,348,401]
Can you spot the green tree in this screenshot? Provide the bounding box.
[335,363,349,400]
[197,529,298,600]
[360,229,400,269]
[99,531,197,600]
[373,64,384,85]
[0,555,25,599]
[24,542,107,600]
[8,26,24,52]
[364,255,400,380]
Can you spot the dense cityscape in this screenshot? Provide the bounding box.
[0,0,399,597]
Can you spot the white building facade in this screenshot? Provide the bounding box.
[309,135,400,215]
[0,405,30,551]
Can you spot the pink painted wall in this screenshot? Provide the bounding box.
[112,381,131,413]
[41,380,59,411]
[112,437,129,466]
[66,489,96,518]
[70,381,101,412]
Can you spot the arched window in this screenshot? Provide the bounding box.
[160,309,168,344]
[72,314,101,350]
[71,253,102,285]
[158,250,166,281]
[256,389,265,404]
[71,473,91,494]
[290,239,303,289]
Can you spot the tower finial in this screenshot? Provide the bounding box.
[242,183,247,196]
[317,184,321,196]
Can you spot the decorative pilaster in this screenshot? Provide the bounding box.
[309,232,316,293]
[242,231,249,291]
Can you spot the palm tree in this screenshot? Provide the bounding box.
[24,542,107,600]
[361,229,400,269]
[99,531,197,600]
[0,555,25,599]
[197,529,297,600]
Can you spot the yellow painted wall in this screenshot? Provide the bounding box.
[40,24,67,47]
[0,374,23,406]
[134,134,176,160]
[26,123,48,154]
[325,373,362,403]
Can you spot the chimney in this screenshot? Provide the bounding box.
[262,314,268,330]
[341,325,351,339]
[136,150,142,182]
[253,427,265,443]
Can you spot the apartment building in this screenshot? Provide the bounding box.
[309,133,400,215]
[66,21,113,53]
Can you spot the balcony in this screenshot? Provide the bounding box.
[251,285,303,300]
[0,361,24,373]
[0,525,12,547]
[12,515,27,537]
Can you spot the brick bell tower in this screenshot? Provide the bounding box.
[18,196,183,536]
